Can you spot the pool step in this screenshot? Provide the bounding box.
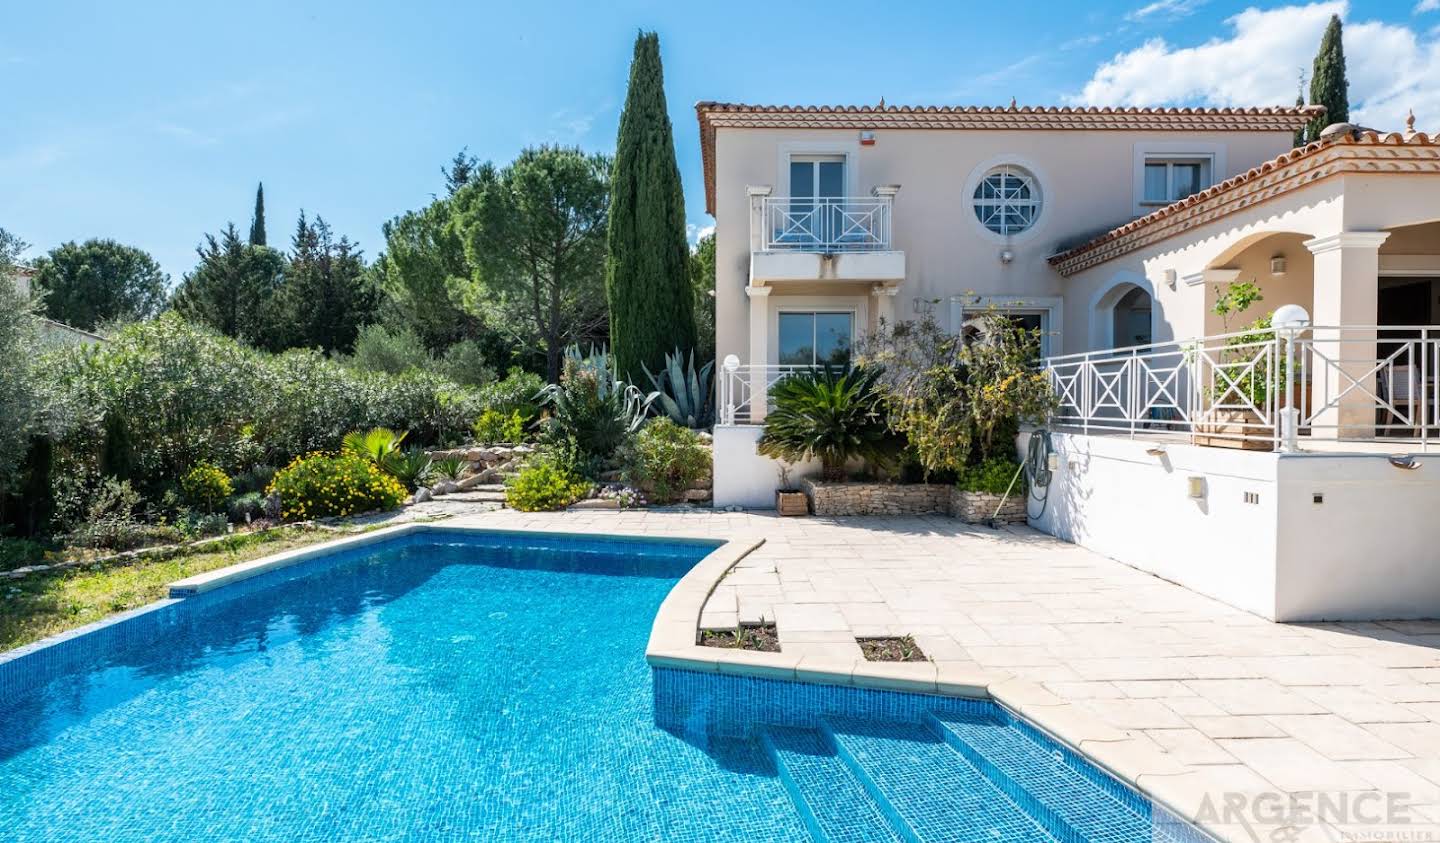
[760,726,903,843]
[822,716,1056,843]
[924,710,1178,843]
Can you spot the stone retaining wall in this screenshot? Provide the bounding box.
[799,479,1028,523]
[950,490,1028,524]
[800,479,950,516]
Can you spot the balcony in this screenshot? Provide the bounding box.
[748,187,905,284]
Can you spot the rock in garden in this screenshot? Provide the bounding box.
[432,480,459,496]
[411,488,433,504]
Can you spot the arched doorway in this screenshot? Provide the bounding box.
[1111,286,1153,348]
[1090,273,1157,350]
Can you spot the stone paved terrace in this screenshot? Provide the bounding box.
[448,508,1440,842]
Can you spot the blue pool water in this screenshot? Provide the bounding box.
[0,530,1208,842]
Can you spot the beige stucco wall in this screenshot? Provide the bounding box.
[712,126,1295,363]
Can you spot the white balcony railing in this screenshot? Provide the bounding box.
[716,362,813,425]
[721,323,1440,451]
[756,195,893,252]
[1043,324,1440,450]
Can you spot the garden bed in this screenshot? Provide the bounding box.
[858,635,927,662]
[699,623,780,652]
[799,479,950,517]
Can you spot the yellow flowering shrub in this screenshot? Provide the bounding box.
[179,462,233,513]
[266,452,408,521]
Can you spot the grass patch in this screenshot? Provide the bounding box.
[700,622,780,652]
[0,526,339,652]
[858,635,927,662]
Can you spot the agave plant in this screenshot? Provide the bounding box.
[643,348,713,428]
[341,427,407,464]
[538,345,658,460]
[757,366,897,481]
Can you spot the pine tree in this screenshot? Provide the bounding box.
[249,183,267,246]
[605,31,696,382]
[171,223,286,348]
[1307,15,1349,143]
[1293,70,1308,148]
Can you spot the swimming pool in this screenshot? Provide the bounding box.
[0,528,1208,842]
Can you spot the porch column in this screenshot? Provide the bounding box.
[1303,231,1391,438]
[746,285,772,422]
[871,284,899,330]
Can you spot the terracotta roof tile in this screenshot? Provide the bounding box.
[695,102,1322,213]
[1048,128,1440,274]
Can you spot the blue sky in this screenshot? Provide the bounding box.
[2,1,1431,282]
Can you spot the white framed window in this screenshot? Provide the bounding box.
[777,311,854,366]
[972,165,1041,236]
[1141,157,1212,205]
[949,295,1062,358]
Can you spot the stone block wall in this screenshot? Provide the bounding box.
[800,479,950,516]
[950,489,1028,524]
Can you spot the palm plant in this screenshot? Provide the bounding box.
[644,348,713,428]
[341,427,406,464]
[757,366,896,481]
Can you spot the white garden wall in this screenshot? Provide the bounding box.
[711,425,820,509]
[1025,430,1440,621]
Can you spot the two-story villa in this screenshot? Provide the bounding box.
[700,100,1440,622]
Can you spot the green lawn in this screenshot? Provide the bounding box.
[0,526,341,652]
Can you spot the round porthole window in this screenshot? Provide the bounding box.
[972,165,1041,236]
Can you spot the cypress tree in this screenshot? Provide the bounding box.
[249,183,267,246]
[1306,15,1349,143]
[605,31,696,382]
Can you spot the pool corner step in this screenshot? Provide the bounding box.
[924,709,1169,843]
[760,726,904,843]
[822,716,1056,843]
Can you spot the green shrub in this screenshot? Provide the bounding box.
[230,464,277,495]
[621,419,710,504]
[436,340,495,388]
[478,367,545,420]
[226,491,267,524]
[758,366,897,481]
[349,324,431,375]
[0,537,48,572]
[956,457,1025,495]
[504,451,590,512]
[266,452,408,521]
[176,511,230,540]
[180,462,233,512]
[473,408,526,444]
[60,477,182,551]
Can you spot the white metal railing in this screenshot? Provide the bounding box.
[757,196,892,252]
[716,362,812,425]
[1042,324,1440,450]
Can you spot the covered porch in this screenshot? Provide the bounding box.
[1051,123,1440,450]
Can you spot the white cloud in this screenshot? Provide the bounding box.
[1073,2,1440,132]
[686,223,714,245]
[1417,0,1439,13]
[1127,0,1208,21]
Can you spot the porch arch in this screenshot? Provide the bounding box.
[1089,271,1158,350]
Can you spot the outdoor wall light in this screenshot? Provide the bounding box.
[1388,455,1421,470]
[722,354,740,372]
[999,248,1015,264]
[1186,476,1206,499]
[1145,446,1167,457]
[1163,269,1177,290]
[1270,255,1288,276]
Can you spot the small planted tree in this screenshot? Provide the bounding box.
[856,311,1055,476]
